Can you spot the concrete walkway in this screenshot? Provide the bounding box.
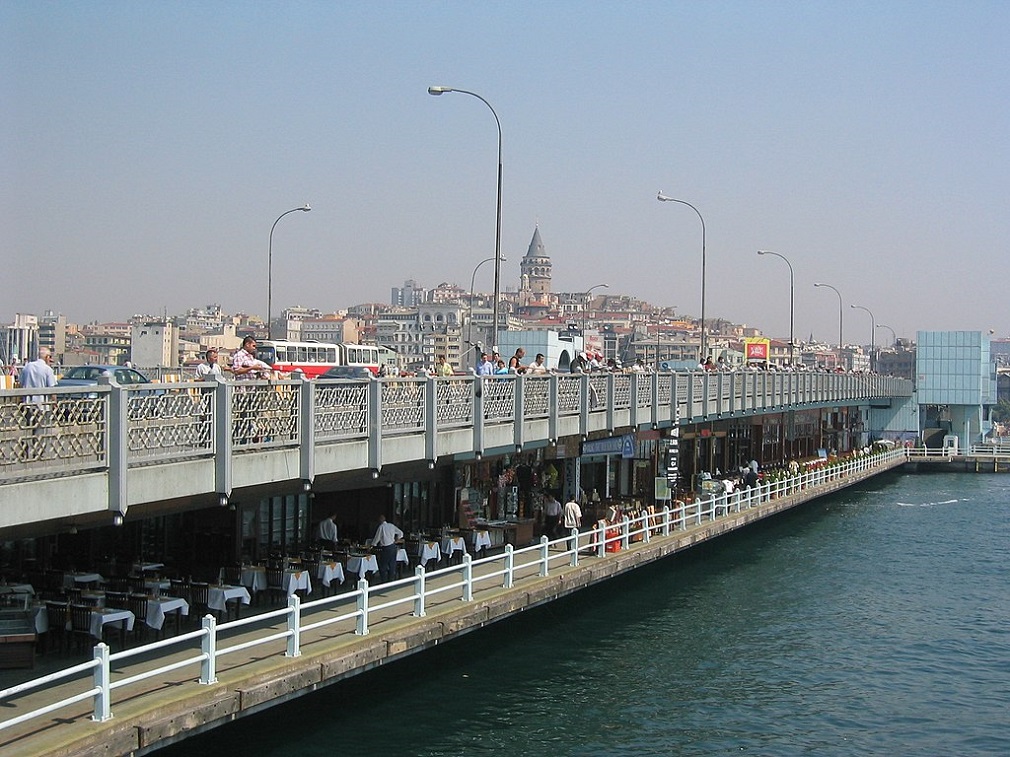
[0,458,902,756]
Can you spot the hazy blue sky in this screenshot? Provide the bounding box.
[4,1,1008,345]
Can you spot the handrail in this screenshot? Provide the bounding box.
[0,447,906,733]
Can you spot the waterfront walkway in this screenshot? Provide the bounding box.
[0,453,906,757]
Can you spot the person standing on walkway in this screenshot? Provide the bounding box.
[543,493,562,538]
[19,347,58,461]
[195,348,223,379]
[562,495,582,552]
[317,513,338,551]
[371,513,404,584]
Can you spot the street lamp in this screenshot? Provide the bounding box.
[657,192,707,362]
[877,324,897,347]
[429,86,503,349]
[850,304,876,353]
[757,250,795,366]
[468,255,507,363]
[267,204,311,340]
[813,282,843,350]
[581,283,609,349]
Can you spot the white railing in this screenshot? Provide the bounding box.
[0,448,905,734]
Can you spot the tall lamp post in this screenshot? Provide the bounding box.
[429,86,503,349]
[581,283,609,350]
[657,192,707,363]
[813,283,844,364]
[468,255,507,363]
[268,204,311,340]
[757,250,795,366]
[850,304,876,353]
[876,324,897,347]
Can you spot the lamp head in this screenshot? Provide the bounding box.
[300,204,311,212]
[757,250,768,255]
[428,86,452,96]
[657,191,673,202]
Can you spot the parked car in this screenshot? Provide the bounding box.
[58,365,152,388]
[319,366,373,380]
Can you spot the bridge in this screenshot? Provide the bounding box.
[1,371,913,534]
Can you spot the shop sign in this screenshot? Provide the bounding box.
[581,434,636,458]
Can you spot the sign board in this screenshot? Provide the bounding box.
[654,476,671,501]
[744,337,770,363]
[581,434,636,458]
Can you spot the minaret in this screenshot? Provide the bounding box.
[520,225,552,296]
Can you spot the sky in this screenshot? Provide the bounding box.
[4,1,1009,346]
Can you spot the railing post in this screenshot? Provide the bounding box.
[569,527,579,567]
[103,376,128,517]
[413,565,426,617]
[662,504,671,536]
[621,516,630,551]
[92,642,112,722]
[643,511,651,543]
[425,374,438,465]
[473,377,485,459]
[298,374,314,486]
[200,615,217,684]
[214,376,232,501]
[539,535,550,577]
[606,373,616,433]
[462,553,473,601]
[367,377,383,475]
[286,594,301,657]
[504,544,514,588]
[597,520,607,557]
[356,579,370,635]
[548,373,559,444]
[514,375,525,451]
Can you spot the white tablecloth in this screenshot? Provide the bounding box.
[144,579,172,594]
[441,536,466,558]
[396,548,409,565]
[418,541,441,567]
[241,566,268,593]
[207,585,251,612]
[145,596,190,630]
[471,530,492,551]
[63,572,105,588]
[346,555,379,579]
[132,562,165,573]
[0,583,36,596]
[90,608,135,638]
[317,562,345,588]
[283,569,312,596]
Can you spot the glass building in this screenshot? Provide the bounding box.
[915,331,996,446]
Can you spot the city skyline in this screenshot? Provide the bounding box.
[4,2,1009,344]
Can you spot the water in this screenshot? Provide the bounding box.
[161,472,1010,756]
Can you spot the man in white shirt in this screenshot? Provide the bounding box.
[19,347,58,461]
[195,349,223,379]
[562,496,582,551]
[317,513,338,550]
[543,494,562,538]
[19,347,57,404]
[371,514,404,583]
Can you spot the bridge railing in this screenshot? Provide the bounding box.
[0,447,905,735]
[0,371,912,486]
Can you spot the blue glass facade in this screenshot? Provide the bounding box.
[916,331,995,406]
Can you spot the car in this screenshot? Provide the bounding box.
[58,365,152,388]
[319,366,374,380]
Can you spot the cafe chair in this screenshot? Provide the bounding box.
[43,601,70,655]
[69,603,96,654]
[265,568,285,605]
[189,582,211,625]
[128,593,149,643]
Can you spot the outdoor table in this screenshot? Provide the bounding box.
[132,562,165,573]
[90,608,135,639]
[440,536,466,560]
[145,596,190,631]
[283,569,312,596]
[346,554,378,579]
[316,561,345,588]
[418,541,441,567]
[63,572,105,588]
[207,584,251,613]
[240,566,268,593]
[471,530,492,552]
[0,583,36,597]
[144,578,172,594]
[396,548,409,567]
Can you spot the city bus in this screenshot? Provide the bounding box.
[255,340,381,378]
